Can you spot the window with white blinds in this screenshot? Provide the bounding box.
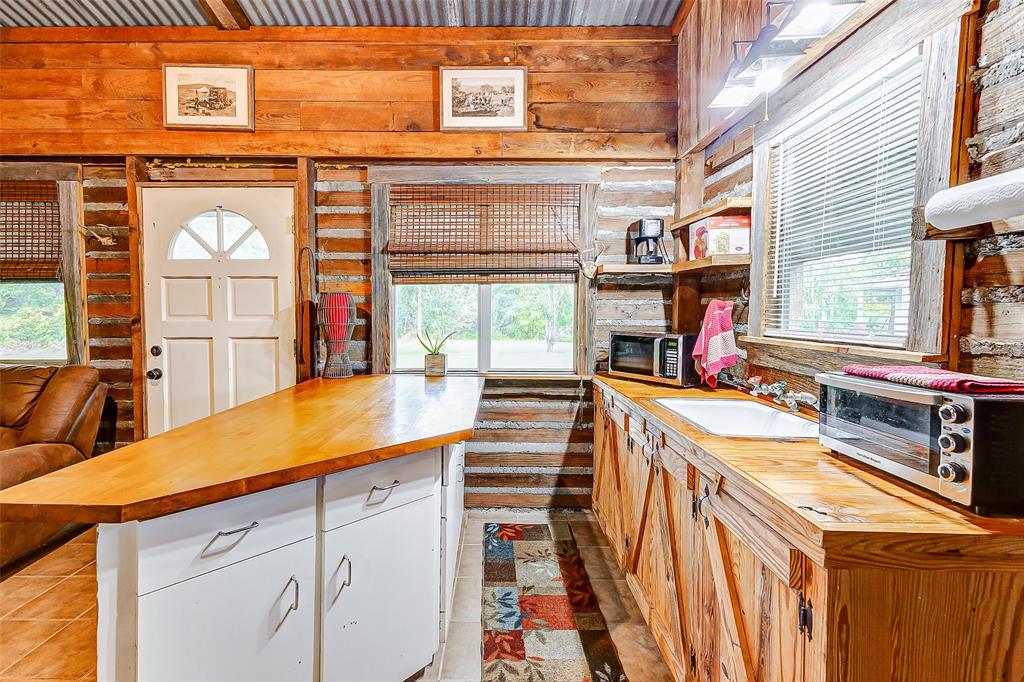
[763,50,923,348]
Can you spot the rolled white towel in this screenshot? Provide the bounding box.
[924,168,1024,230]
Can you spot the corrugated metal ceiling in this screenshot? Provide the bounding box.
[0,0,208,26]
[0,0,682,27]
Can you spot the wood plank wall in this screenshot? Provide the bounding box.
[959,0,1024,378]
[0,26,676,160]
[675,0,1024,388]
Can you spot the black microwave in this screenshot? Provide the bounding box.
[608,333,699,387]
[816,372,1024,516]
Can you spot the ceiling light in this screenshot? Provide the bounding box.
[775,1,862,41]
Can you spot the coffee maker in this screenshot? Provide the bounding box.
[627,218,666,265]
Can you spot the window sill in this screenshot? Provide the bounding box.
[739,336,946,364]
[392,369,589,381]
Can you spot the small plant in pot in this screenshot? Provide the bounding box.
[418,329,456,377]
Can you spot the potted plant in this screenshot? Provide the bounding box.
[418,329,456,376]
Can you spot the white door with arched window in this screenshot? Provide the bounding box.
[142,187,295,436]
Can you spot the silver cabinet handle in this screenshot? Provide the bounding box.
[216,521,259,537]
[287,575,299,612]
[332,555,352,605]
[371,480,400,492]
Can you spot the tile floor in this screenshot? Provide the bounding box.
[0,511,670,681]
[0,527,97,680]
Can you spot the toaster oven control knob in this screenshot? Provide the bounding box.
[938,462,968,484]
[939,404,968,424]
[938,433,968,453]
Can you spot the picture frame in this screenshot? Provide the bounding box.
[162,64,254,131]
[439,66,528,131]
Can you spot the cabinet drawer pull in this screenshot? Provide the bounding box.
[216,521,259,537]
[332,555,353,605]
[287,575,299,612]
[371,480,401,492]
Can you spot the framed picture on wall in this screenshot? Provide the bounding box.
[439,66,528,131]
[163,64,254,131]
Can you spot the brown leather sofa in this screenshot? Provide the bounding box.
[1,365,107,568]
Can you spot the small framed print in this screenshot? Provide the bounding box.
[163,64,254,131]
[440,66,528,131]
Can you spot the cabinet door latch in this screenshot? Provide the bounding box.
[798,591,813,640]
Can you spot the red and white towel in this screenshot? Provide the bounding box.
[843,364,1024,394]
[692,299,738,388]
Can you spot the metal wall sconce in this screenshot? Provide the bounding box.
[708,0,866,109]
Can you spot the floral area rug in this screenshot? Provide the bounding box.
[481,522,627,682]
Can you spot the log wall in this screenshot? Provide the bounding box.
[674,0,1024,385]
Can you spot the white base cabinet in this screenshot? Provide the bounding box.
[138,538,315,681]
[321,496,439,682]
[97,446,460,682]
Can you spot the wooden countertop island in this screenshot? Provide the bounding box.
[0,374,484,524]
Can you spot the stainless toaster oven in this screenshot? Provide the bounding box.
[816,372,1024,516]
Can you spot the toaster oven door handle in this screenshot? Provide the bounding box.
[815,373,943,405]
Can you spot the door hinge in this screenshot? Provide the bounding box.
[798,591,813,640]
[293,338,298,357]
[290,215,295,234]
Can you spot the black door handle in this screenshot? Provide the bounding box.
[146,368,163,381]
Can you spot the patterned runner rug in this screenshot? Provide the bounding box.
[481,522,627,682]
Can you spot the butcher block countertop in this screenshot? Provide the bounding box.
[594,374,1024,569]
[0,375,484,524]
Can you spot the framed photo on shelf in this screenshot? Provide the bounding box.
[162,64,254,131]
[439,66,528,131]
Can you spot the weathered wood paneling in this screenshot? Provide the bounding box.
[960,0,1024,378]
[0,27,677,160]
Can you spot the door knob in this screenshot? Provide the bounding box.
[146,368,163,381]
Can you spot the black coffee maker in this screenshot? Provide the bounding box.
[627,218,665,265]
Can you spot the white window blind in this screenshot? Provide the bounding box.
[764,50,923,348]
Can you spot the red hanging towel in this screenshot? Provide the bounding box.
[692,299,739,388]
[843,364,1024,394]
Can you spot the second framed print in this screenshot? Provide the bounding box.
[439,66,528,131]
[163,64,254,131]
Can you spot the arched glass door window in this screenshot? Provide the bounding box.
[169,207,270,260]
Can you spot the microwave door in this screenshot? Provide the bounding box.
[610,336,656,375]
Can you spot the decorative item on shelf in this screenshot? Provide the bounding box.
[162,64,254,131]
[418,329,456,377]
[627,218,669,265]
[439,66,528,131]
[689,215,751,260]
[317,292,356,379]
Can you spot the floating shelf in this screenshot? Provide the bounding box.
[669,197,753,232]
[671,254,751,274]
[594,263,673,276]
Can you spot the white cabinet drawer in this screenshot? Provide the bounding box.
[323,449,439,532]
[139,537,315,681]
[138,479,316,595]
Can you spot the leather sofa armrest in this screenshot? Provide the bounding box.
[19,366,102,450]
[0,442,85,491]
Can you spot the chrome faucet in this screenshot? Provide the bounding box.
[747,376,818,412]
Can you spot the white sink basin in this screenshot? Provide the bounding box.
[652,398,818,439]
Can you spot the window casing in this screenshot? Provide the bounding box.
[762,50,923,348]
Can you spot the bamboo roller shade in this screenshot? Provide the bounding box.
[0,181,62,281]
[387,184,581,283]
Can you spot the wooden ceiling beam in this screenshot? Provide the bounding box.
[670,0,697,36]
[197,0,252,30]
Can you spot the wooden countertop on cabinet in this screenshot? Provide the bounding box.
[590,373,1024,682]
[0,375,484,524]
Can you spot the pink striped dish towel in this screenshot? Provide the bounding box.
[692,299,738,388]
[843,364,1024,394]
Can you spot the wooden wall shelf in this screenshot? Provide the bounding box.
[669,197,752,232]
[671,254,751,274]
[594,263,673,275]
